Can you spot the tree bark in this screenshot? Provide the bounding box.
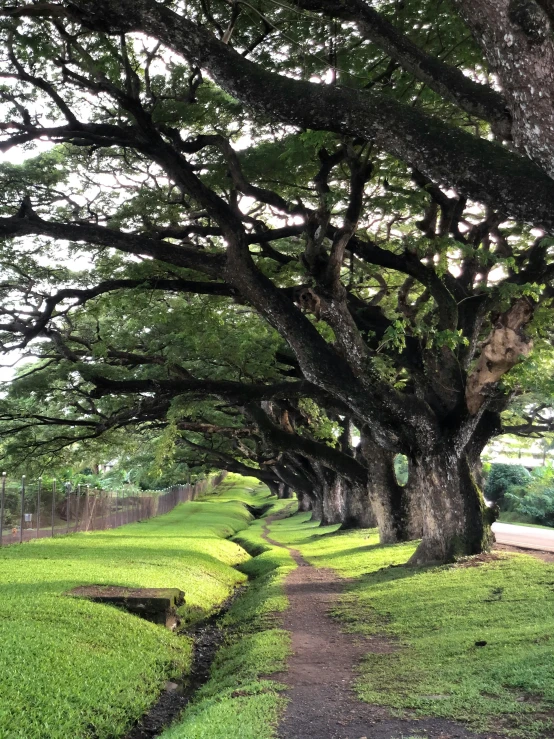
[408,451,493,565]
[342,480,377,529]
[265,480,281,497]
[361,433,419,544]
[310,489,324,522]
[277,483,294,499]
[297,491,313,512]
[319,468,348,525]
[454,0,554,177]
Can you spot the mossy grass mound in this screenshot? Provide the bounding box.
[0,475,258,739]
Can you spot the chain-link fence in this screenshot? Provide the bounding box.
[0,471,227,547]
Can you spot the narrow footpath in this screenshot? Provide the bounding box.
[261,517,501,739]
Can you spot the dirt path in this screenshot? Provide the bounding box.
[262,518,502,739]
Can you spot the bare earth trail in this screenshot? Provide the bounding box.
[261,516,502,739]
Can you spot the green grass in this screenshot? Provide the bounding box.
[267,512,554,737]
[0,480,257,739]
[159,494,296,739]
[14,474,551,739]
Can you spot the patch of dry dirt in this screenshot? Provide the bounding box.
[494,543,554,563]
[454,553,504,568]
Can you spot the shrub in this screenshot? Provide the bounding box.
[484,464,531,503]
[505,465,554,525]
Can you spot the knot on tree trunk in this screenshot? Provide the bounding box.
[508,0,550,42]
[465,297,534,415]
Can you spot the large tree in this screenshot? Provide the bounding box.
[0,0,552,562]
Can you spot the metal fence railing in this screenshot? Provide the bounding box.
[0,471,227,547]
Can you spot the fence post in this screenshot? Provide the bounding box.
[36,477,41,539]
[74,484,81,532]
[0,472,5,547]
[19,475,25,544]
[66,484,70,534]
[85,485,90,531]
[51,480,56,538]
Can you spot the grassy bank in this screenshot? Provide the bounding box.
[159,491,295,739]
[0,480,256,739]
[267,513,554,738]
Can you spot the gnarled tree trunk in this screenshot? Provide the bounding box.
[277,483,293,499]
[310,489,324,522]
[297,491,313,512]
[317,466,347,525]
[342,480,377,529]
[361,433,421,544]
[408,450,493,565]
[265,480,281,497]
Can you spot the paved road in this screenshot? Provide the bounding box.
[492,521,554,552]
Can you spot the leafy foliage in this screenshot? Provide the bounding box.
[505,466,554,526]
[484,464,531,504]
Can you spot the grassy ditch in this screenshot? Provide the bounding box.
[0,478,259,739]
[267,513,554,738]
[159,495,296,739]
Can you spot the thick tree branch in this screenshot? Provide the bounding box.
[0,210,225,276]
[59,0,554,229]
[247,402,369,484]
[293,0,512,136]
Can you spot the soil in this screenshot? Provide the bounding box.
[262,518,504,739]
[454,553,504,568]
[124,588,244,739]
[493,542,554,563]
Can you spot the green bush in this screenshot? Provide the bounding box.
[393,454,409,486]
[484,463,531,503]
[505,465,554,525]
[1,507,14,527]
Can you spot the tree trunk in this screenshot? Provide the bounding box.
[453,0,554,177]
[277,483,293,499]
[408,451,493,565]
[342,481,377,529]
[297,491,312,512]
[321,473,347,525]
[361,433,417,544]
[310,490,324,522]
[265,480,281,497]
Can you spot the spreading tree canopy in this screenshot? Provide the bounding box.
[0,0,553,562]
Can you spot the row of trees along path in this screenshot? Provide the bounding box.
[0,0,554,562]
